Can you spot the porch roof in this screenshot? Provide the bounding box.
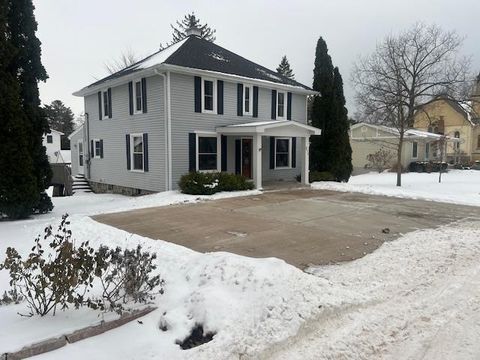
[216,120,322,136]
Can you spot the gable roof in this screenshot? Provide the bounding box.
[350,122,460,141]
[416,97,480,126]
[75,35,313,96]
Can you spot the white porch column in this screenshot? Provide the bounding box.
[301,136,310,185]
[252,134,263,189]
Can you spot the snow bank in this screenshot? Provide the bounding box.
[312,170,480,207]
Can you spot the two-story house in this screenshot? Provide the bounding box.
[71,28,320,194]
[413,75,480,164]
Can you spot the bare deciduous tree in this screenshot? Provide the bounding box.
[105,49,138,74]
[352,23,470,186]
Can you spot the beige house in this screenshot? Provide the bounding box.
[350,123,458,174]
[413,76,480,163]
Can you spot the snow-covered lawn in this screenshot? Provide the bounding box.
[312,170,480,207]
[0,190,479,359]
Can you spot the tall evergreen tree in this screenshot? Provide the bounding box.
[44,100,75,149]
[170,12,216,44]
[310,37,352,181]
[4,0,52,216]
[276,56,295,79]
[0,0,39,219]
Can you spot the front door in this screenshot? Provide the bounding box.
[78,140,84,174]
[241,138,252,178]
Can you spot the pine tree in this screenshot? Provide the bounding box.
[276,56,295,79]
[7,0,52,211]
[310,37,352,181]
[0,0,39,219]
[170,12,216,43]
[44,100,75,149]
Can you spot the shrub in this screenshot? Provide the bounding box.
[179,172,253,195]
[309,171,335,182]
[0,215,164,316]
[33,192,54,214]
[366,149,394,173]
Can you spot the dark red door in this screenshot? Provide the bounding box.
[242,138,252,179]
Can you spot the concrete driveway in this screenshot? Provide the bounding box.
[93,189,480,268]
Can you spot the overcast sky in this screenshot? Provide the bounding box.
[34,0,480,118]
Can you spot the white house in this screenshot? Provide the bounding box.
[43,129,71,165]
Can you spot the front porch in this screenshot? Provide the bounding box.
[215,120,321,189]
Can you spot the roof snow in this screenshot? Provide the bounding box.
[209,52,230,62]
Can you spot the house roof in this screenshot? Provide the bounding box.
[68,123,84,140]
[416,97,480,126]
[46,129,64,136]
[75,35,313,95]
[217,120,322,135]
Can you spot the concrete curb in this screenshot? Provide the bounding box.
[3,307,156,359]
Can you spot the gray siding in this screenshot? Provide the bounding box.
[85,76,167,192]
[169,72,307,188]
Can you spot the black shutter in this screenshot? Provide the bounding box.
[271,90,277,119]
[194,76,201,113]
[100,139,104,159]
[141,78,147,113]
[217,80,224,115]
[221,135,227,171]
[143,133,149,172]
[253,86,259,118]
[291,137,296,168]
[287,92,292,120]
[270,137,275,169]
[98,91,102,120]
[128,82,133,115]
[126,134,131,170]
[237,83,243,116]
[189,133,196,172]
[90,140,94,158]
[107,88,112,118]
[235,139,241,174]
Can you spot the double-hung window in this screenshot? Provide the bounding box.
[244,85,252,115]
[275,138,291,168]
[277,92,286,119]
[133,80,143,114]
[46,135,53,144]
[131,134,144,171]
[102,90,110,118]
[412,142,418,158]
[202,79,216,113]
[197,136,217,171]
[94,139,102,158]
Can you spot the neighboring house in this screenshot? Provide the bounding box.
[71,28,320,194]
[350,123,459,174]
[413,76,480,163]
[43,129,64,163]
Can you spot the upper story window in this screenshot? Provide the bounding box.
[197,136,217,171]
[102,90,110,118]
[202,79,216,113]
[46,135,53,144]
[244,85,252,115]
[133,80,144,114]
[277,92,286,119]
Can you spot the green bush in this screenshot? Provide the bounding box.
[309,171,335,182]
[179,172,254,195]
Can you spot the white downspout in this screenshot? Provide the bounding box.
[154,69,170,191]
[166,71,173,190]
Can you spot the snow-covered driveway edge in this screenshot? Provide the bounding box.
[311,170,480,207]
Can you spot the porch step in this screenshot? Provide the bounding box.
[71,175,92,195]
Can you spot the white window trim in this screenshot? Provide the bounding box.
[196,133,220,172]
[412,141,418,159]
[274,137,292,169]
[101,89,110,118]
[93,139,101,159]
[277,91,286,120]
[132,80,143,115]
[243,84,253,116]
[130,133,144,172]
[201,78,217,114]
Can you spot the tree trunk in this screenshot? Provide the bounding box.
[396,138,403,187]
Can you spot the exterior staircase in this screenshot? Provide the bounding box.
[72,174,92,194]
